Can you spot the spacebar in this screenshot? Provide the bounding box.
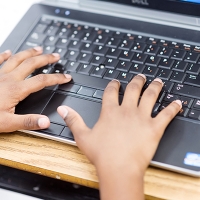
[68,73,110,90]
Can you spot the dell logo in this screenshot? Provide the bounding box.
[132,0,149,6]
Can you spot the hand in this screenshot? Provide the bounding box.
[57,74,182,200]
[0,47,71,132]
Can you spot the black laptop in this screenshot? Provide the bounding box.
[1,0,200,177]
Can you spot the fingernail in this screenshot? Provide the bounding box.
[112,79,120,85]
[33,46,43,52]
[52,53,60,57]
[38,118,50,129]
[57,106,68,119]
[4,50,11,54]
[153,78,163,85]
[174,100,182,108]
[137,74,146,81]
[64,74,72,79]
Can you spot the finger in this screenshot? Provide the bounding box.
[0,113,50,132]
[139,78,163,115]
[1,47,43,73]
[10,53,60,80]
[102,79,120,108]
[0,50,12,65]
[18,73,72,100]
[122,74,146,108]
[57,106,90,150]
[153,100,182,139]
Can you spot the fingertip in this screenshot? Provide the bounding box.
[64,74,72,80]
[4,50,12,55]
[33,46,43,53]
[57,106,69,119]
[38,117,50,129]
[173,99,182,109]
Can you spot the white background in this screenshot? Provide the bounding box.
[0,1,42,199]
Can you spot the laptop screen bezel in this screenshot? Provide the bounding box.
[97,0,200,17]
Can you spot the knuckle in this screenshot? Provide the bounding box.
[35,74,47,82]
[8,55,19,63]
[104,85,118,94]
[22,57,35,66]
[23,117,36,129]
[127,82,140,91]
[145,88,157,98]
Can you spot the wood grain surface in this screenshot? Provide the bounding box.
[0,131,199,200]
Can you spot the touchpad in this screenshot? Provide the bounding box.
[42,93,102,128]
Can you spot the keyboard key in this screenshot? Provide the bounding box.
[77,86,96,97]
[171,49,186,60]
[65,50,79,61]
[124,33,135,40]
[184,52,199,63]
[193,46,200,53]
[69,30,84,40]
[44,36,58,46]
[188,109,200,120]
[40,17,52,25]
[78,53,92,64]
[81,43,96,53]
[104,58,118,69]
[117,72,133,83]
[46,26,59,36]
[164,93,180,102]
[113,31,125,38]
[162,81,174,93]
[129,63,145,74]
[91,65,107,78]
[103,69,120,80]
[158,58,174,69]
[145,55,160,66]
[144,45,160,55]
[143,66,158,77]
[106,37,121,48]
[172,61,188,72]
[179,96,193,108]
[119,50,134,61]
[78,64,93,75]
[119,39,134,50]
[131,42,146,53]
[91,55,105,66]
[180,44,193,51]
[186,63,200,75]
[173,83,200,99]
[106,48,121,59]
[27,32,46,44]
[66,61,80,72]
[170,71,186,83]
[177,107,189,117]
[184,74,200,87]
[157,47,172,58]
[54,48,67,58]
[68,40,83,50]
[156,69,172,80]
[158,39,169,47]
[132,53,147,64]
[93,35,108,45]
[116,61,132,72]
[34,24,47,33]
[193,99,200,109]
[93,45,109,56]
[82,32,96,43]
[135,35,147,43]
[146,37,158,45]
[43,46,55,54]
[56,38,69,48]
[169,41,180,49]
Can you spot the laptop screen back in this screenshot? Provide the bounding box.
[97,0,200,17]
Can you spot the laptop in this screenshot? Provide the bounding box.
[1,0,200,177]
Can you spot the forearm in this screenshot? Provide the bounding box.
[97,165,145,200]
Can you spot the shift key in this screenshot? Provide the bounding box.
[173,83,200,98]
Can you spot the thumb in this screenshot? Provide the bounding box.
[57,106,90,147]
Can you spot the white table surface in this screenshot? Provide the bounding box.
[0,0,39,46]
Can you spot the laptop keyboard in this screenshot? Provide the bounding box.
[18,16,200,141]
